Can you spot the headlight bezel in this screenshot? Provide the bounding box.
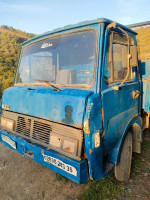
[49,133,78,156]
[1,116,15,131]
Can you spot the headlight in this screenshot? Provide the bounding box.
[1,117,15,131]
[50,135,61,148]
[50,133,77,156]
[94,132,100,148]
[63,139,76,154]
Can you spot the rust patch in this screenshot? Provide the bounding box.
[101,108,105,136]
[65,146,70,151]
[87,161,93,180]
[102,130,105,137]
[41,149,44,155]
[101,108,104,122]
[89,149,93,154]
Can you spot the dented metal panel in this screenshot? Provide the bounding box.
[2,86,93,128]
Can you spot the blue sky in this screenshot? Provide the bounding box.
[0,0,150,34]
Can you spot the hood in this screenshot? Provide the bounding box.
[2,86,93,128]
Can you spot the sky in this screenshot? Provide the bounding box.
[0,0,150,34]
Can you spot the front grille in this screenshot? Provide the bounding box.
[32,120,51,144]
[16,116,31,137]
[16,116,52,146]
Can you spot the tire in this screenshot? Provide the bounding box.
[114,131,132,182]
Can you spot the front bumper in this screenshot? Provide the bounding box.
[0,129,89,184]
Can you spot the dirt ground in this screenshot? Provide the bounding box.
[0,141,87,200]
[0,130,149,200]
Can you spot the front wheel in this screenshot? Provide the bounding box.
[114,131,132,182]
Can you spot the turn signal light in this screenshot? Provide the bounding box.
[83,120,90,133]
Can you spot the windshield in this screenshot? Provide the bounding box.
[15,30,97,88]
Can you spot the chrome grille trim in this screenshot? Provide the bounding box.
[2,110,83,160]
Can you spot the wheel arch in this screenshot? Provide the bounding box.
[108,114,142,165]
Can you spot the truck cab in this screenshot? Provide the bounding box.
[0,18,142,183]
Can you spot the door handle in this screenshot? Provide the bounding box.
[132,90,140,99]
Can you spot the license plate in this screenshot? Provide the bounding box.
[1,135,16,149]
[42,153,77,176]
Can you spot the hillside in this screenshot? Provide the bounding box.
[0,25,36,97]
[0,25,35,39]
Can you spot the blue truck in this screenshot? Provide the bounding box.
[0,18,149,183]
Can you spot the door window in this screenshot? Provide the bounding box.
[104,32,134,84]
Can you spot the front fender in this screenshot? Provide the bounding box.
[83,94,104,180]
[108,115,142,165]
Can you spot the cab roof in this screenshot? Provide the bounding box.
[23,18,137,46]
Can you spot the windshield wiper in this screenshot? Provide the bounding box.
[34,79,61,91]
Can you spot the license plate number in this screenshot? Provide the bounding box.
[42,153,77,176]
[1,135,16,149]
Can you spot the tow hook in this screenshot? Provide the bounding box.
[23,146,34,158]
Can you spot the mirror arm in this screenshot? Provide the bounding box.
[107,22,131,90]
[110,33,114,83]
[117,26,130,87]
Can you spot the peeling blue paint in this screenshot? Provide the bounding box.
[2,86,93,128]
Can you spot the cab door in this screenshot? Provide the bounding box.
[101,30,139,155]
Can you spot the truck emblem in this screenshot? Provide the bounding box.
[41,42,52,48]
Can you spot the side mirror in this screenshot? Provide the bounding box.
[122,46,138,68]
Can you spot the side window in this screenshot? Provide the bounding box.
[104,32,134,84]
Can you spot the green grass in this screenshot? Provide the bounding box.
[131,153,143,176]
[77,175,126,200]
[142,140,150,151]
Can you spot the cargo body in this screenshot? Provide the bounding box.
[0,18,149,183]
